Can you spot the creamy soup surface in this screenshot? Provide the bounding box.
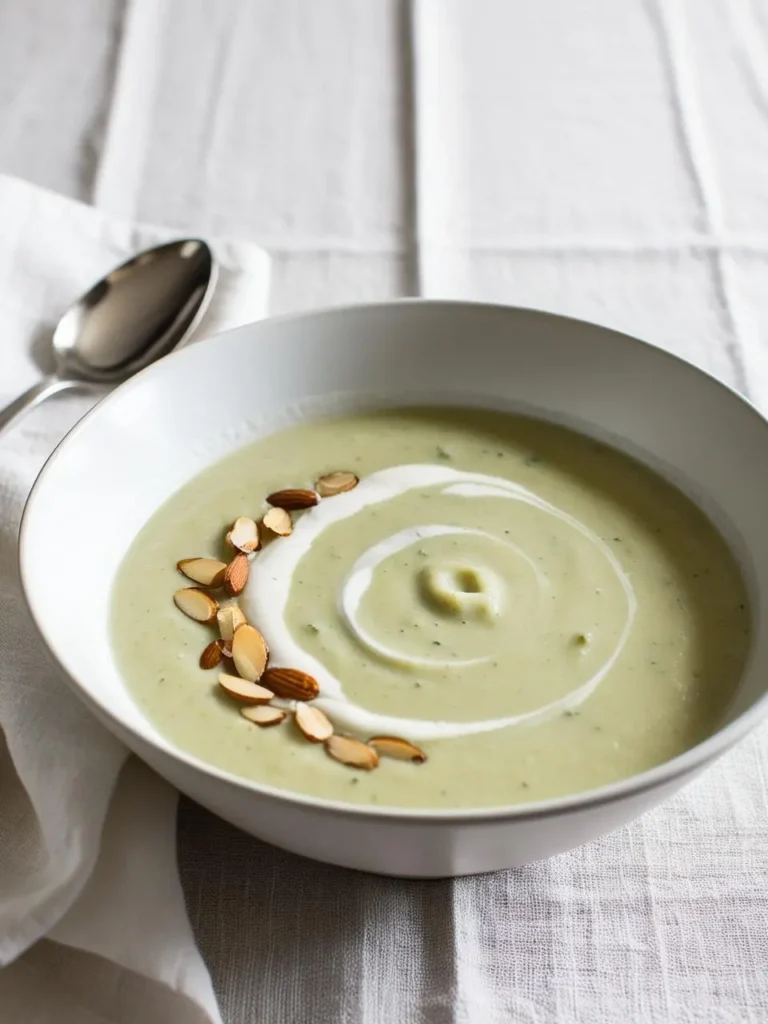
[111,408,750,809]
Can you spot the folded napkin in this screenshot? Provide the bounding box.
[0,174,269,1023]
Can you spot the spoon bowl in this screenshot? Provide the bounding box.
[53,239,216,381]
[0,239,217,434]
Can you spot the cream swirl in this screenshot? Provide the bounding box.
[340,524,548,669]
[244,465,636,741]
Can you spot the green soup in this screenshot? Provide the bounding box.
[111,408,750,809]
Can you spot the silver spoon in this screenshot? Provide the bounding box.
[0,239,217,437]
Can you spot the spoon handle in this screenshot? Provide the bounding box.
[0,376,83,438]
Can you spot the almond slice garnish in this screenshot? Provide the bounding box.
[261,666,319,701]
[315,471,359,497]
[223,552,249,596]
[229,516,260,553]
[262,506,293,537]
[368,736,427,763]
[173,588,218,623]
[232,624,269,681]
[294,703,333,743]
[265,488,318,510]
[325,734,379,770]
[177,557,228,587]
[199,639,224,670]
[217,604,247,643]
[218,673,274,703]
[240,705,286,727]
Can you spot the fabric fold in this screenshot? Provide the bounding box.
[0,173,268,1023]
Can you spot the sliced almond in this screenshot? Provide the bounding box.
[217,604,247,643]
[325,734,379,770]
[262,506,293,537]
[218,673,274,704]
[229,516,260,553]
[173,588,218,623]
[199,639,224,670]
[266,488,318,510]
[223,553,249,596]
[368,735,427,764]
[177,557,228,587]
[232,624,269,681]
[261,666,319,701]
[240,704,286,727]
[294,702,333,743]
[316,471,359,497]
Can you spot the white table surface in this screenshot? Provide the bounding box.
[3,1,768,1021]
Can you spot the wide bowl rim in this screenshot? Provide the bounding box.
[19,297,768,825]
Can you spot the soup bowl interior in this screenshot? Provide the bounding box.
[19,301,768,876]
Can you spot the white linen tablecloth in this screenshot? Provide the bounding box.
[2,1,768,1021]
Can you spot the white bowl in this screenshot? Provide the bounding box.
[20,301,768,877]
